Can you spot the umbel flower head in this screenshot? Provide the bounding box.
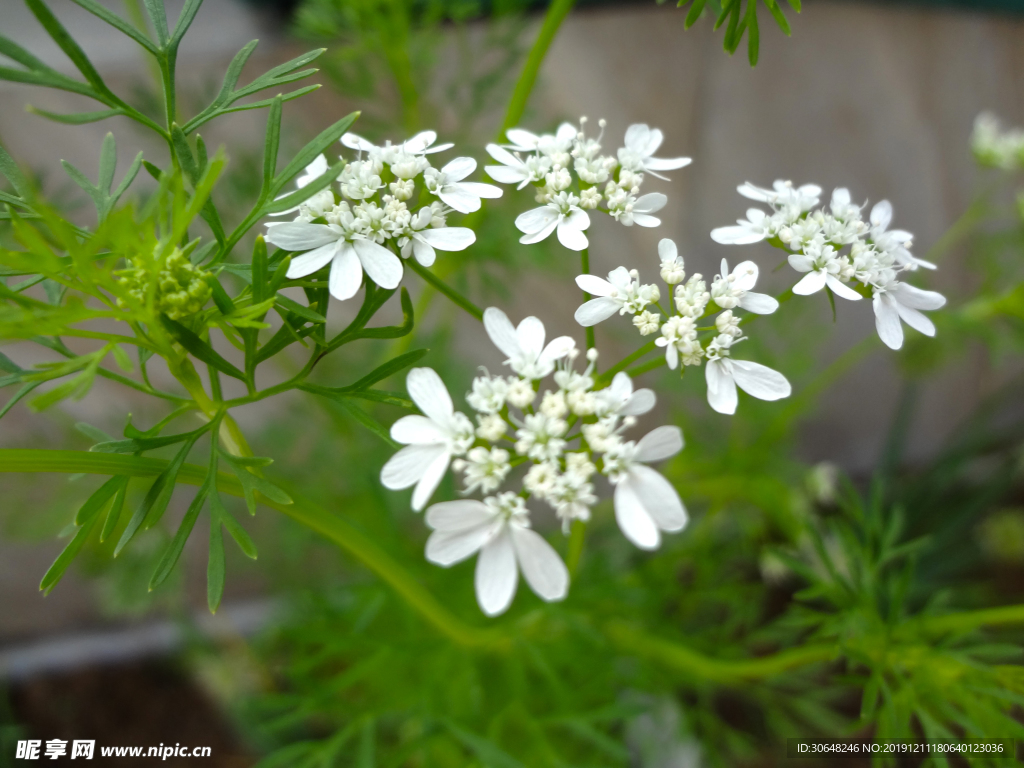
[264,130,501,302]
[117,247,212,320]
[380,310,688,616]
[485,118,688,251]
[711,180,946,350]
[573,238,791,415]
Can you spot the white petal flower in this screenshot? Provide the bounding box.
[871,281,946,350]
[711,208,770,245]
[594,372,656,419]
[602,426,688,550]
[658,238,686,284]
[515,192,590,250]
[738,180,821,211]
[424,494,569,616]
[266,154,338,219]
[711,259,779,314]
[399,207,476,267]
[342,130,453,159]
[484,144,550,189]
[788,243,862,302]
[574,267,660,327]
[264,219,403,302]
[617,124,692,180]
[504,122,577,155]
[616,192,667,228]
[381,368,476,511]
[423,157,503,214]
[483,308,576,379]
[869,200,935,271]
[704,337,791,415]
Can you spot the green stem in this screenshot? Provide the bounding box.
[407,259,483,321]
[0,449,505,650]
[566,519,586,577]
[915,604,1024,637]
[596,340,657,386]
[580,248,595,352]
[626,355,667,379]
[501,0,577,135]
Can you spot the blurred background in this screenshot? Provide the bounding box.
[1,0,1023,764]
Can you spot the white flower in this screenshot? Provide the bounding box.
[477,414,508,442]
[504,123,577,155]
[673,275,710,318]
[607,191,667,228]
[338,160,384,199]
[575,267,660,326]
[602,426,688,550]
[869,200,935,271]
[829,187,863,223]
[423,157,502,214]
[633,310,661,335]
[341,130,453,158]
[593,372,656,419]
[484,145,551,189]
[738,180,821,211]
[424,494,569,617]
[466,374,508,414]
[710,208,771,245]
[380,368,476,511]
[710,259,779,314]
[506,377,536,409]
[616,124,691,180]
[704,337,791,415]
[658,238,686,285]
[455,446,511,495]
[264,217,403,302]
[515,413,568,462]
[871,281,946,350]
[267,153,336,219]
[399,207,476,267]
[655,316,702,370]
[788,242,862,301]
[515,192,591,250]
[483,307,576,379]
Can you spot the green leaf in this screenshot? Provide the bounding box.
[74,475,123,525]
[39,512,99,595]
[212,491,257,560]
[0,140,31,199]
[75,421,114,445]
[108,151,143,212]
[207,515,225,613]
[354,288,415,340]
[114,432,203,555]
[219,450,292,515]
[0,382,41,421]
[746,0,760,66]
[142,0,169,45]
[170,0,204,46]
[91,427,202,454]
[97,132,117,193]
[208,276,236,315]
[827,285,837,322]
[683,0,706,27]
[61,159,103,210]
[787,0,800,11]
[68,0,158,52]
[217,86,320,117]
[170,124,199,184]
[0,351,22,374]
[767,0,791,34]
[251,235,269,304]
[25,0,109,94]
[443,722,524,768]
[332,398,397,448]
[150,483,208,590]
[160,315,246,381]
[262,96,283,191]
[347,389,414,410]
[26,106,125,125]
[270,112,358,196]
[262,160,345,215]
[350,349,428,391]
[0,34,51,71]
[274,293,325,324]
[99,476,129,542]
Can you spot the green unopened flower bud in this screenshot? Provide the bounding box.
[117,247,212,320]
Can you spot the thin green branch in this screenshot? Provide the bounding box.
[407,259,483,321]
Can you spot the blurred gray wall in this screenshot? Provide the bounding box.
[1,0,1022,647]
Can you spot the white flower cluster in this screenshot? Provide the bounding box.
[972,112,1024,171]
[711,181,947,350]
[264,131,501,301]
[380,308,688,616]
[574,239,791,415]
[484,120,690,251]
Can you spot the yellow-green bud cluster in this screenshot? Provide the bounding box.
[118,248,212,320]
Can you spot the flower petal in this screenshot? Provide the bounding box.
[412,450,451,512]
[614,478,660,550]
[519,218,559,244]
[485,165,529,185]
[516,315,547,361]
[738,292,779,314]
[406,367,454,424]
[824,274,863,301]
[710,225,765,245]
[645,156,692,172]
[870,200,892,230]
[440,156,476,182]
[621,388,656,417]
[731,260,760,292]
[425,499,494,531]
[353,239,403,290]
[628,465,688,533]
[894,303,936,337]
[515,206,559,234]
[390,414,447,445]
[265,222,338,252]
[658,238,678,261]
[575,274,615,297]
[381,443,447,491]
[792,269,828,295]
[787,253,815,273]
[328,243,363,301]
[730,360,791,401]
[873,292,904,350]
[459,182,503,199]
[574,297,620,326]
[557,221,589,251]
[416,227,476,252]
[511,526,569,602]
[634,425,684,463]
[403,130,437,154]
[286,240,339,279]
[630,213,661,228]
[538,336,576,371]
[893,283,946,310]
[412,237,436,267]
[483,307,520,360]
[475,531,518,616]
[632,193,666,214]
[504,128,539,150]
[438,186,481,214]
[706,360,738,415]
[426,525,493,566]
